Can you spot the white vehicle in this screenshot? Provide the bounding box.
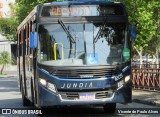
[134,56,156,63]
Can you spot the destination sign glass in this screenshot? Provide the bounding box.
[41,5,124,17]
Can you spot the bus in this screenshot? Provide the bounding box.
[17,0,136,113]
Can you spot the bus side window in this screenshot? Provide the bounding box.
[19,32,22,57]
[41,6,51,16]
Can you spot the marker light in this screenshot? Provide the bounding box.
[117,80,124,89]
[47,82,57,93]
[125,76,130,82]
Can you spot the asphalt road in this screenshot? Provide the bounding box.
[0,77,160,117]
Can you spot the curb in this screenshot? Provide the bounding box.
[0,75,17,78]
[132,99,160,107]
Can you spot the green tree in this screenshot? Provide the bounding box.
[114,0,158,65]
[144,27,160,66]
[144,1,160,66]
[15,0,54,23]
[0,0,55,42]
[0,2,18,42]
[0,51,11,74]
[134,1,156,64]
[0,18,18,41]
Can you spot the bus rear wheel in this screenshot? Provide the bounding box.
[103,103,116,113]
[31,79,35,106]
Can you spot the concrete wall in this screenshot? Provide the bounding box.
[0,41,12,60]
[0,41,16,71]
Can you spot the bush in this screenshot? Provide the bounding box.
[0,51,11,74]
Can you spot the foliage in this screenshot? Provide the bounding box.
[145,28,160,56]
[0,51,11,74]
[134,1,157,52]
[0,18,18,41]
[0,0,54,42]
[144,1,160,56]
[114,0,159,65]
[117,0,157,50]
[0,2,18,42]
[15,0,54,23]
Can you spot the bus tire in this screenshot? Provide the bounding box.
[21,80,31,106]
[31,79,35,106]
[103,103,116,113]
[19,76,22,92]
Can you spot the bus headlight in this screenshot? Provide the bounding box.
[125,76,130,83]
[39,78,57,93]
[40,78,47,86]
[47,82,57,93]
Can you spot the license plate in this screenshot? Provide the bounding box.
[79,93,95,100]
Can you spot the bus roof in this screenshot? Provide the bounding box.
[44,1,116,6]
[17,1,125,31]
[50,0,113,4]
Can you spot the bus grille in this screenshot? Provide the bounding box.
[59,91,113,100]
[51,67,116,78]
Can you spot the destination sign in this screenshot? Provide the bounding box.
[52,6,91,16]
[41,5,124,17]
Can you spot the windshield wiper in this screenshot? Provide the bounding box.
[58,19,76,43]
[93,18,107,43]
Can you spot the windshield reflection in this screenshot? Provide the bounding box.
[38,23,127,66]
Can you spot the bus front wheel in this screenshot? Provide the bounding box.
[21,80,31,106]
[103,103,116,113]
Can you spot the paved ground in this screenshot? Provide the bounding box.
[132,90,160,107]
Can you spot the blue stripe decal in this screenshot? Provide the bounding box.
[106,65,131,79]
[38,65,131,81]
[38,67,107,82]
[51,2,69,5]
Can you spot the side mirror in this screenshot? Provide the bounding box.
[130,25,136,39]
[30,32,37,48]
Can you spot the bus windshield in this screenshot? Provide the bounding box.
[38,22,127,66]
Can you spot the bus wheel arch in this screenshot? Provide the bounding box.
[31,78,35,106]
[19,75,22,92]
[103,103,116,113]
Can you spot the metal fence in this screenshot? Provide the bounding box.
[132,65,160,91]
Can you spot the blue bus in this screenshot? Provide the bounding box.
[17,0,135,113]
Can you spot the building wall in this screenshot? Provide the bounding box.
[0,42,11,53]
[0,41,17,71]
[0,41,11,71]
[0,0,15,18]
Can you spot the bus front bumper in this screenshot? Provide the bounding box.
[39,82,132,107]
